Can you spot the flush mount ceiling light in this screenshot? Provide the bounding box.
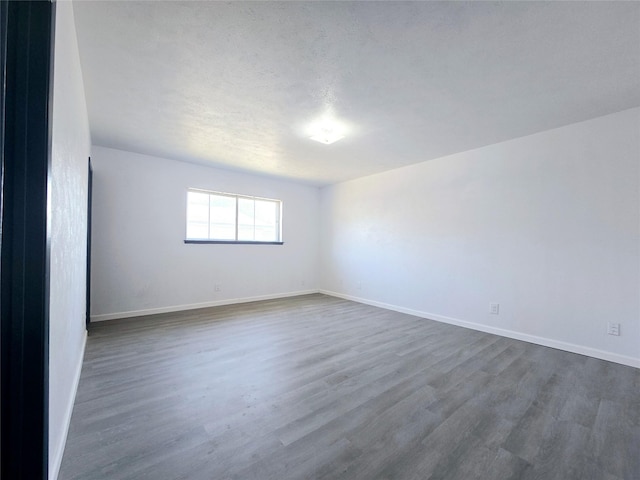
[307,117,348,145]
[310,128,345,145]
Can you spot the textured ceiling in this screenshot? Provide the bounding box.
[73,1,640,186]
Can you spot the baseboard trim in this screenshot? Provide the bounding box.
[320,290,640,369]
[50,329,87,480]
[90,290,321,322]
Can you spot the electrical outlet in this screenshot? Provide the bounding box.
[357,281,362,290]
[300,280,305,287]
[607,322,620,336]
[214,284,221,292]
[489,303,500,315]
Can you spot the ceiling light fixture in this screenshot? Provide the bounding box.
[310,127,345,145]
[308,117,348,145]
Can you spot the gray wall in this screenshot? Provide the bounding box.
[320,108,640,367]
[90,146,319,320]
[49,1,92,478]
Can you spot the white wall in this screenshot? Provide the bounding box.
[320,108,640,367]
[49,1,91,478]
[90,146,319,319]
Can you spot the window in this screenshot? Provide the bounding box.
[185,189,282,244]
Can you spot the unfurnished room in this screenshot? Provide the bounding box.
[1,1,639,479]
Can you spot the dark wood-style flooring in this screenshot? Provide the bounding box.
[60,294,640,479]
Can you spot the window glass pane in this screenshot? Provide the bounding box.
[255,200,277,227]
[210,195,235,224]
[187,192,210,239]
[237,198,255,241]
[237,225,255,241]
[209,194,236,240]
[187,222,209,239]
[255,225,277,242]
[187,192,209,222]
[210,224,235,240]
[237,198,254,225]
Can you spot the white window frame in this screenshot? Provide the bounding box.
[185,188,283,244]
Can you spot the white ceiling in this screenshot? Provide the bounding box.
[73,1,640,186]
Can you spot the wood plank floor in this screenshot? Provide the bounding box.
[59,294,640,480]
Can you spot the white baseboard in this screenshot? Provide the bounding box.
[320,290,640,369]
[90,290,320,322]
[50,329,87,480]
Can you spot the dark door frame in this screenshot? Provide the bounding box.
[1,2,56,478]
[86,157,92,329]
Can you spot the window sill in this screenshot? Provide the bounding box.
[184,240,284,245]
